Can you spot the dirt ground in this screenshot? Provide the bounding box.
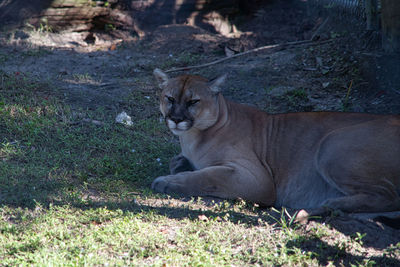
[1,0,399,262]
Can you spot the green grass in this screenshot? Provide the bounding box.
[0,204,312,266]
[0,71,399,266]
[0,71,175,208]
[160,52,203,70]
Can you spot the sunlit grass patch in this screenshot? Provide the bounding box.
[0,141,22,160]
[0,204,306,266]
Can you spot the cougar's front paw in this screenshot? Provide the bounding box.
[169,155,194,174]
[151,176,170,193]
[151,175,184,195]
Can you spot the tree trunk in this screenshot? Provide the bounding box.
[24,0,133,33]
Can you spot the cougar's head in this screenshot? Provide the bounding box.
[154,68,226,135]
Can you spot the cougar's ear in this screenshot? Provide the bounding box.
[208,73,227,94]
[153,68,169,88]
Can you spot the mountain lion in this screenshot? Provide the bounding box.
[151,68,400,216]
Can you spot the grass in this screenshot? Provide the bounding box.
[0,71,175,207]
[279,88,312,112]
[0,204,315,266]
[0,71,399,266]
[160,52,203,70]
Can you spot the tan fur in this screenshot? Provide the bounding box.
[152,69,400,214]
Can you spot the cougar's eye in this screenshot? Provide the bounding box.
[187,99,200,107]
[165,96,175,103]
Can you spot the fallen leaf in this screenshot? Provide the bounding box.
[110,44,117,51]
[295,209,309,225]
[321,68,330,75]
[198,214,208,222]
[315,57,323,67]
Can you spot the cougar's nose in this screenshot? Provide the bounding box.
[168,105,186,123]
[169,114,184,123]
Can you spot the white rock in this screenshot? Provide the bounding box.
[115,111,133,126]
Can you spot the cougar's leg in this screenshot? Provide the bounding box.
[152,164,276,206]
[169,154,194,174]
[320,193,400,213]
[315,120,400,213]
